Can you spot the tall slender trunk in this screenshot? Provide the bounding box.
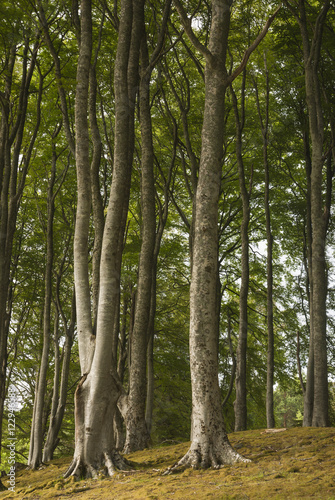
[289,0,331,426]
[254,56,275,428]
[123,0,171,452]
[122,0,150,454]
[231,76,250,433]
[264,127,275,430]
[29,147,56,469]
[43,291,75,462]
[302,126,314,426]
[0,39,39,473]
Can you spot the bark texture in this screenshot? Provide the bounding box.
[254,58,275,429]
[123,0,171,453]
[65,0,136,478]
[287,0,331,427]
[231,77,250,433]
[171,0,248,469]
[124,1,156,453]
[29,145,56,469]
[171,0,280,469]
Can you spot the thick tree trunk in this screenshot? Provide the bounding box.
[170,0,248,469]
[298,0,330,427]
[65,0,136,478]
[170,0,279,469]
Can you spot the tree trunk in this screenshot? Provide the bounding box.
[170,0,279,469]
[29,145,56,469]
[0,38,39,473]
[302,125,314,427]
[65,0,136,478]
[170,0,247,469]
[43,291,75,462]
[290,0,331,427]
[123,3,158,453]
[254,56,275,429]
[230,77,250,433]
[89,46,104,332]
[123,0,172,452]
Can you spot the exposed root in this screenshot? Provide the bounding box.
[164,440,251,475]
[64,451,132,480]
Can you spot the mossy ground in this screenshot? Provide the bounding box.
[1,427,335,499]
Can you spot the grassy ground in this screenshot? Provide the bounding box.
[1,427,335,499]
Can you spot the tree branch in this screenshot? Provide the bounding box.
[227,4,282,84]
[173,0,215,66]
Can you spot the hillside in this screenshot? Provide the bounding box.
[1,427,335,499]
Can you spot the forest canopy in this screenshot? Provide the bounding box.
[0,0,334,481]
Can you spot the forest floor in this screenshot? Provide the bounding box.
[1,427,335,499]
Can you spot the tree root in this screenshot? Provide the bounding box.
[64,450,132,480]
[164,440,251,475]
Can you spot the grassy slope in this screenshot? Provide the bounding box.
[1,427,335,499]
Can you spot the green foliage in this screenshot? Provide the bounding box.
[1,0,335,467]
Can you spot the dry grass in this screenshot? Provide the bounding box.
[1,427,335,499]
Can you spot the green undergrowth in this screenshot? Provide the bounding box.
[1,427,335,499]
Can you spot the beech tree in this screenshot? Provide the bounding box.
[169,0,280,469]
[64,0,147,477]
[2,0,335,479]
[0,9,41,479]
[284,0,332,427]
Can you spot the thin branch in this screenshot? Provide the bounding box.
[228,4,282,84]
[173,0,215,66]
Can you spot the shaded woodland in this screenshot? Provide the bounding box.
[0,0,335,482]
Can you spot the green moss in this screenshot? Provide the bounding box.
[1,429,335,499]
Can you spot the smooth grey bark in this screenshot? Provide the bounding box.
[65,0,137,478]
[123,0,171,453]
[286,0,331,427]
[29,143,57,469]
[230,76,250,433]
[171,0,243,468]
[302,124,314,426]
[89,31,104,331]
[254,57,275,429]
[122,35,152,454]
[170,0,280,469]
[43,289,75,462]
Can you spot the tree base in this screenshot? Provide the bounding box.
[164,438,250,473]
[64,450,131,479]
